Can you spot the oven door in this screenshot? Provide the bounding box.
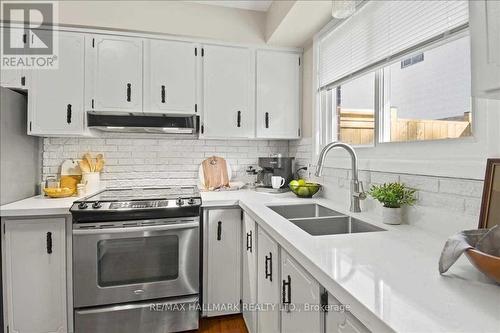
[73,218,199,308]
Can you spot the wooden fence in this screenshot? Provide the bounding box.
[337,108,471,145]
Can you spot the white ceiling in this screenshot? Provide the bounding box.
[189,0,273,12]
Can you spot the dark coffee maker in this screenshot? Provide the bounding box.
[256,156,294,192]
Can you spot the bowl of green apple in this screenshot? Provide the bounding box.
[289,179,321,198]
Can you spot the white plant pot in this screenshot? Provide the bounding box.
[381,206,404,225]
[82,172,100,195]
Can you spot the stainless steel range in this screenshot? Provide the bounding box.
[70,187,201,333]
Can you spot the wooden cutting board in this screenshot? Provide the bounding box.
[201,156,230,190]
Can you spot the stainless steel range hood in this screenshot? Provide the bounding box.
[87,112,197,134]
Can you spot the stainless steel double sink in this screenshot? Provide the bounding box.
[269,204,385,236]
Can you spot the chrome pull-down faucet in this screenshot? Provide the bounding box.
[315,142,366,212]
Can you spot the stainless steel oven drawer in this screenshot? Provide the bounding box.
[74,295,199,333]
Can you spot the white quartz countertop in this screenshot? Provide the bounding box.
[200,190,500,333]
[0,194,80,217]
[2,189,498,332]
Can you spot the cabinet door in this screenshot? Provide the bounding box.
[87,35,143,112]
[242,213,257,333]
[202,44,255,138]
[29,31,85,136]
[256,50,301,139]
[206,209,242,317]
[326,291,369,333]
[144,39,198,114]
[470,0,500,99]
[281,250,321,333]
[3,218,67,333]
[257,228,280,333]
[0,28,29,89]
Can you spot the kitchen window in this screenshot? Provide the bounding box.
[316,0,471,151]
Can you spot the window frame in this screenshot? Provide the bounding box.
[313,21,498,180]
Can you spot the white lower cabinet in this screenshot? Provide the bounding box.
[281,250,321,333]
[205,208,242,317]
[242,213,257,333]
[2,217,67,333]
[325,292,369,333]
[256,228,280,333]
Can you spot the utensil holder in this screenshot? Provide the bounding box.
[82,172,100,195]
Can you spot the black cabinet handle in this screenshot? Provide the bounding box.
[265,112,270,128]
[161,85,166,103]
[66,104,72,124]
[216,221,222,241]
[265,252,273,281]
[246,230,252,252]
[21,76,26,86]
[237,111,241,128]
[126,83,131,102]
[282,275,291,305]
[46,232,52,254]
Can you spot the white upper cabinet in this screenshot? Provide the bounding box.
[1,28,30,89]
[201,44,255,138]
[29,31,85,136]
[470,0,500,99]
[256,50,301,139]
[3,217,67,333]
[144,39,198,114]
[86,35,143,112]
[281,250,321,333]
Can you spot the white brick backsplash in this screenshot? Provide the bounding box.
[370,172,400,184]
[439,178,484,198]
[399,174,439,192]
[417,192,465,212]
[42,136,288,188]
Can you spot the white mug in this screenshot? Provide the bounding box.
[271,176,286,189]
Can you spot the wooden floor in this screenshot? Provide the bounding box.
[188,314,248,333]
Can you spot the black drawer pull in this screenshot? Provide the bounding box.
[246,230,252,252]
[282,274,291,305]
[126,83,131,102]
[265,252,272,281]
[216,221,222,241]
[46,232,52,254]
[21,76,26,86]
[237,111,241,128]
[161,85,166,103]
[66,104,72,124]
[265,112,269,128]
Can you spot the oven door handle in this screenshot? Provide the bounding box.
[73,221,198,235]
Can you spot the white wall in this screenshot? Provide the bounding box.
[55,1,266,44]
[388,35,471,120]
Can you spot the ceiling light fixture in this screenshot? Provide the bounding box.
[332,0,356,19]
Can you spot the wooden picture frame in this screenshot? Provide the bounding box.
[478,158,500,229]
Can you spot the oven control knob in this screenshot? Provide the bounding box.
[176,198,184,206]
[78,202,88,209]
[187,198,196,205]
[92,201,102,209]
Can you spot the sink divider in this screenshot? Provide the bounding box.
[288,215,349,222]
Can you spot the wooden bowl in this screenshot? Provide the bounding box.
[43,187,74,198]
[465,248,500,283]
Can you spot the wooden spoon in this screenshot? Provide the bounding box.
[95,154,105,172]
[84,153,94,172]
[78,160,90,173]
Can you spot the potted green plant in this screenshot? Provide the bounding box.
[368,182,416,225]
